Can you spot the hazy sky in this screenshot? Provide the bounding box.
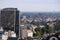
[0,0,60,12]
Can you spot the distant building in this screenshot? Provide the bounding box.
[2,30,16,40]
[27,30,33,37]
[8,30,16,37]
[39,25,45,28]
[2,34,8,40]
[0,27,3,32]
[0,8,19,35]
[0,27,3,40]
[31,25,37,33]
[20,24,27,39]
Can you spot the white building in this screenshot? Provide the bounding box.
[11,31,16,37]
[2,31,16,40]
[27,30,33,37]
[0,27,3,32]
[39,25,45,28]
[31,25,37,32]
[2,34,8,40]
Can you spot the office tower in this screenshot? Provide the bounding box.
[0,8,19,35]
[20,24,27,39]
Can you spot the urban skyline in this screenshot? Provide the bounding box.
[0,8,60,40]
[0,0,60,40]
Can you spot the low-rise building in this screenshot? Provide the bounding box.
[2,34,8,40]
[39,25,45,28]
[27,30,33,38]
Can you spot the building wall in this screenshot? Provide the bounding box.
[0,8,19,36]
[28,32,33,37]
[20,25,27,39]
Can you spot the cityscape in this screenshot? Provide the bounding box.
[0,8,60,40]
[0,0,60,40]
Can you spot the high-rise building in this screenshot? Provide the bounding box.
[0,8,19,35]
[20,24,27,39]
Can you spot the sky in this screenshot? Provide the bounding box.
[0,0,60,12]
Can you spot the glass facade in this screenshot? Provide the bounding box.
[0,8,19,35]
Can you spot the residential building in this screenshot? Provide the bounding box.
[27,30,33,37]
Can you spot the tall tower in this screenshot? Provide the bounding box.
[0,8,19,35]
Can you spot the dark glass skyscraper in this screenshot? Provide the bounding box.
[0,8,19,35]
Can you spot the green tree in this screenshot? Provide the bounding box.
[34,27,44,37]
[55,20,60,31]
[46,25,53,33]
[27,37,33,40]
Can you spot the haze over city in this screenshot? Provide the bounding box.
[0,0,60,12]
